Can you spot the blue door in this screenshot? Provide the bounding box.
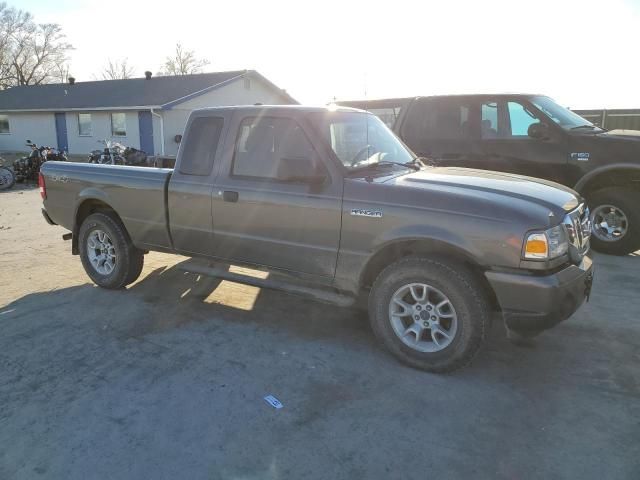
[138,111,154,154]
[54,113,68,153]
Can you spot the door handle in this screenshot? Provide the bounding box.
[223,190,239,203]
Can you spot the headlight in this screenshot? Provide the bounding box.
[524,224,569,260]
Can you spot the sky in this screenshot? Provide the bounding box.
[16,0,640,108]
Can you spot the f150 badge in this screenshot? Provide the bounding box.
[351,208,383,218]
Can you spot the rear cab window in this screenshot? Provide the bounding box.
[179,117,224,176]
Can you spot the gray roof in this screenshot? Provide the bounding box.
[0,70,297,111]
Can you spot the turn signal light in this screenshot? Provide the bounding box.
[524,233,548,259]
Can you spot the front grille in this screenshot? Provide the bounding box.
[563,204,591,263]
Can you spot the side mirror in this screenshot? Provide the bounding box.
[276,156,326,184]
[528,122,550,140]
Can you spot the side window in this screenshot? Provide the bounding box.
[402,99,473,151]
[481,102,499,138]
[232,117,317,181]
[110,113,127,136]
[78,113,92,136]
[0,114,10,134]
[179,117,224,176]
[507,101,539,136]
[434,102,470,140]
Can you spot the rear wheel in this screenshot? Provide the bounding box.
[79,212,144,289]
[587,188,640,255]
[368,257,489,373]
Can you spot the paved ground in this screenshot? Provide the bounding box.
[1,186,639,480]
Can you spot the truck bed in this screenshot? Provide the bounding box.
[41,162,174,250]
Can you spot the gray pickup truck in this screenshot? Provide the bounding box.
[40,105,594,372]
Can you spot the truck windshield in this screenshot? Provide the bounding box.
[313,111,414,169]
[530,96,598,130]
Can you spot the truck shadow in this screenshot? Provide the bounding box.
[120,262,376,346]
[1,260,523,375]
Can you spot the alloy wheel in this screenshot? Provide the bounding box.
[388,282,458,353]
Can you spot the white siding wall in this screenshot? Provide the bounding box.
[0,76,292,156]
[159,77,293,155]
[0,112,57,152]
[66,111,140,155]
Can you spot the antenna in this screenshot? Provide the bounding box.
[363,71,368,99]
[364,71,369,160]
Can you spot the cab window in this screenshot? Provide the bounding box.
[232,116,319,181]
[481,102,499,138]
[402,98,474,151]
[179,117,224,176]
[480,100,540,138]
[508,101,539,136]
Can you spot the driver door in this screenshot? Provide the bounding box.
[211,113,343,278]
[479,99,570,184]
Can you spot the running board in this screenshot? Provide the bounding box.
[177,260,355,307]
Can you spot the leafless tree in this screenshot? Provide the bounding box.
[159,43,210,76]
[0,3,72,89]
[100,58,134,80]
[53,61,69,83]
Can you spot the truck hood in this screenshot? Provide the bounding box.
[600,129,640,138]
[387,167,580,213]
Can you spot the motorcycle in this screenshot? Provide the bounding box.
[88,140,126,165]
[7,140,67,186]
[13,141,46,183]
[44,146,68,162]
[122,146,147,166]
[88,140,147,166]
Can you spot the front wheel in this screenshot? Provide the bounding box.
[368,257,489,373]
[0,167,15,190]
[587,188,640,255]
[79,212,144,289]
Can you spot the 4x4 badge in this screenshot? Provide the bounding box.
[351,208,382,218]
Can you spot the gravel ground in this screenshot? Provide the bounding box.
[1,185,639,480]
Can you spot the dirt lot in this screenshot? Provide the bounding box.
[1,185,639,480]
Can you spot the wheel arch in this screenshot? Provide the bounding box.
[574,164,640,195]
[72,196,124,255]
[358,238,500,311]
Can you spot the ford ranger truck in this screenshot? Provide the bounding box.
[40,106,594,372]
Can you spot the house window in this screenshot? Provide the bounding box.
[0,115,10,134]
[111,113,127,136]
[78,113,92,136]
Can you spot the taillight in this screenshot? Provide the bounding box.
[38,172,46,200]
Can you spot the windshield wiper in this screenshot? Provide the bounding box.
[350,160,420,173]
[570,125,598,131]
[411,156,437,167]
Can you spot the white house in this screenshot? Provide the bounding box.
[0,70,297,156]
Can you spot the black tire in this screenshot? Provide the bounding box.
[78,212,144,289]
[587,187,640,255]
[0,167,15,190]
[368,257,489,373]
